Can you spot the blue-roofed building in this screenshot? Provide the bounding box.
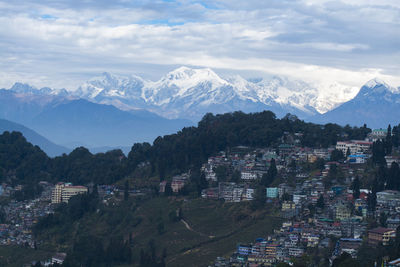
[347,154,367,164]
[331,186,345,195]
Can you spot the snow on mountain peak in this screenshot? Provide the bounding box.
[146,66,231,104]
[359,78,398,96]
[10,82,37,94]
[24,67,395,120]
[161,66,227,86]
[76,72,146,99]
[8,82,68,97]
[364,78,388,88]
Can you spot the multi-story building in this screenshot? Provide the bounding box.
[376,190,400,215]
[171,174,189,193]
[336,140,372,155]
[367,128,388,142]
[335,204,351,221]
[368,227,396,246]
[282,201,296,211]
[241,171,258,180]
[265,243,279,258]
[266,187,278,198]
[288,247,304,257]
[232,187,244,202]
[385,156,400,168]
[243,188,255,201]
[51,182,88,204]
[219,182,236,202]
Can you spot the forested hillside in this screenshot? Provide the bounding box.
[0,111,377,198]
[127,111,371,179]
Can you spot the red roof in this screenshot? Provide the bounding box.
[369,227,393,234]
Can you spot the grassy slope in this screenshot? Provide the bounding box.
[36,197,283,267]
[0,246,53,267]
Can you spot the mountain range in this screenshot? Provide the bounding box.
[0,85,192,154]
[0,118,70,157]
[73,67,349,120]
[1,66,399,156]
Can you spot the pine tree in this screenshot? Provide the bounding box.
[367,179,378,212]
[386,124,393,155]
[261,158,277,186]
[351,176,360,199]
[316,195,325,209]
[124,180,129,201]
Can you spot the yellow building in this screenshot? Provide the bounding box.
[51,182,88,204]
[282,201,296,211]
[335,204,350,221]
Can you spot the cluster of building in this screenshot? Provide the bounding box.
[210,129,400,266]
[0,181,89,248]
[0,189,54,247]
[201,183,255,202]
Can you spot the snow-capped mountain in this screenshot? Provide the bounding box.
[311,78,400,128]
[6,67,396,126]
[72,67,327,120]
[10,82,69,96]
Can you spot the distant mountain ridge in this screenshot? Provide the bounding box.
[311,78,400,128]
[0,88,192,150]
[3,67,365,122]
[29,99,192,148]
[2,67,400,143]
[0,118,70,156]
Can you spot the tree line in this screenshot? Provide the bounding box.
[0,111,380,199]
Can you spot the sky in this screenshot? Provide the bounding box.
[0,0,399,92]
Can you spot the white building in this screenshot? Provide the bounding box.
[241,171,258,180]
[336,140,372,155]
[51,182,88,204]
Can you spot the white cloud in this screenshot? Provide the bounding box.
[0,0,398,92]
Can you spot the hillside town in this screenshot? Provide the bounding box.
[1,127,400,266]
[207,128,400,266]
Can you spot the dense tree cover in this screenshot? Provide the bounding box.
[127,111,371,180]
[0,131,127,199]
[49,147,128,185]
[34,190,99,232]
[372,140,387,166]
[332,252,361,267]
[370,151,400,192]
[61,234,132,267]
[34,191,137,267]
[261,158,277,187]
[0,131,50,184]
[0,111,373,199]
[330,149,344,162]
[392,123,400,148]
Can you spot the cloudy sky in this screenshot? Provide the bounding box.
[0,0,399,92]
